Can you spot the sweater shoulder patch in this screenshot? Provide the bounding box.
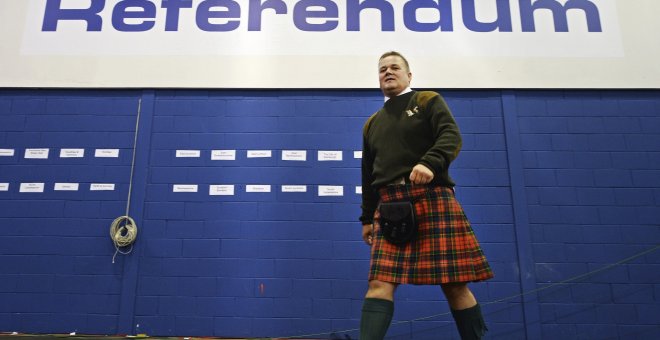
[363,111,379,136]
[415,91,440,111]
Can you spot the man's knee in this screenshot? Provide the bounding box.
[441,282,470,299]
[442,282,478,310]
[366,280,397,300]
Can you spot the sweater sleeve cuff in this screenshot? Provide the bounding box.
[359,215,374,225]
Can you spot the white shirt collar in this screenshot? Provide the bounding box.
[384,87,413,101]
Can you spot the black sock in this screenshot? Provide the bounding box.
[360,298,394,340]
[451,303,488,340]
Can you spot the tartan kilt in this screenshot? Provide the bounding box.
[369,184,494,284]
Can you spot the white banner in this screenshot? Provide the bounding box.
[1,0,659,88]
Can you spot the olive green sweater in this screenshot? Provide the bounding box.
[359,90,462,225]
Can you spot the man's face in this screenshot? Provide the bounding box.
[378,55,412,98]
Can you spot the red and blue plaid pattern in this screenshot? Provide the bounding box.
[369,184,494,284]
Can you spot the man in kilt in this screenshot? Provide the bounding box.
[359,51,494,339]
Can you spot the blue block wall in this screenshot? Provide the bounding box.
[516,91,660,340]
[0,90,141,334]
[0,89,658,339]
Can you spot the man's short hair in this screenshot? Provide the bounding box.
[379,51,410,72]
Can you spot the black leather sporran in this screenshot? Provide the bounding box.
[378,201,417,245]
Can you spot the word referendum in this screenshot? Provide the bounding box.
[42,0,603,33]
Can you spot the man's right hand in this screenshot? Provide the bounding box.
[362,224,374,245]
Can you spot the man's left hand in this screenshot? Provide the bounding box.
[409,164,434,185]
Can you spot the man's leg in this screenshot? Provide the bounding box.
[360,280,397,340]
[441,282,487,340]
